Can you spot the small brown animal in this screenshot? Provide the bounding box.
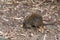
[23,13,51,33]
[23,13,43,27]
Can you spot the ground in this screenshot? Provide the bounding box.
[0,0,60,40]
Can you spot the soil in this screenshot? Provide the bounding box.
[0,0,60,40]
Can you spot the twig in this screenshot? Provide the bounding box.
[43,34,47,40]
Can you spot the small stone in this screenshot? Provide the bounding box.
[0,31,4,36]
[30,33,34,36]
[29,33,34,37]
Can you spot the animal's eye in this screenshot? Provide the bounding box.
[32,25,36,28]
